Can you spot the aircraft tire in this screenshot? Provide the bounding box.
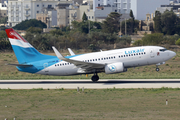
[91,75,99,82]
[156,68,159,72]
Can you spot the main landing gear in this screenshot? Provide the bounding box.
[91,73,99,82]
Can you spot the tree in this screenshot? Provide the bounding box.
[161,10,180,35]
[142,33,164,45]
[13,19,47,30]
[153,11,162,33]
[0,17,8,25]
[175,38,180,46]
[49,29,63,36]
[0,30,7,40]
[71,21,101,34]
[102,12,121,34]
[0,30,11,50]
[93,22,102,29]
[129,10,135,33]
[121,19,139,35]
[26,27,42,34]
[82,12,88,22]
[133,40,143,46]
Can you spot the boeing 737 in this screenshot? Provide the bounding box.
[5,28,176,82]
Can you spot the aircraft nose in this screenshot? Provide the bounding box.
[170,51,176,58]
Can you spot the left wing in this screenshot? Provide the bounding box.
[52,46,105,71]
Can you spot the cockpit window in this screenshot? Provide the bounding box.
[159,49,167,52]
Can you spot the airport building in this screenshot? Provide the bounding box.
[93,0,169,20]
[157,3,180,17]
[0,0,7,18]
[7,0,83,27]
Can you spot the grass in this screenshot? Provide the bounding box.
[0,50,180,79]
[0,88,180,119]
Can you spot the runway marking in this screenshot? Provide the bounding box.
[0,79,180,89]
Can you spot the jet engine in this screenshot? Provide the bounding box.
[105,62,124,74]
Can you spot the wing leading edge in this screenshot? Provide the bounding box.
[52,46,105,72]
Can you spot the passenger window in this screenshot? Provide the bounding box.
[95,59,97,61]
[101,58,103,60]
[109,57,111,59]
[119,56,120,58]
[136,53,138,55]
[98,58,100,60]
[139,53,141,55]
[57,64,59,66]
[104,58,106,60]
[141,53,143,55]
[134,54,136,56]
[144,52,146,54]
[121,55,123,57]
[131,54,133,56]
[90,60,92,62]
[114,56,115,58]
[111,57,113,59]
[55,65,56,66]
[124,55,125,57]
[126,55,128,57]
[129,54,131,56]
[106,57,108,59]
[62,63,64,65]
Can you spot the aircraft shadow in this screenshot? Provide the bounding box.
[0,80,180,84]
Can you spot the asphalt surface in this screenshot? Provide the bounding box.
[0,79,180,89]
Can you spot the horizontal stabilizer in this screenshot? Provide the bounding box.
[8,64,33,67]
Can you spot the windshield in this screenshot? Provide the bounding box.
[159,49,167,52]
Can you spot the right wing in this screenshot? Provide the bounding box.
[68,48,75,56]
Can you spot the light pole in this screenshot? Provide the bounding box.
[125,18,127,36]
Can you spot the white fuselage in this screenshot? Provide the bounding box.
[37,46,176,76]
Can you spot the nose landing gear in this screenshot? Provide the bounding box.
[156,65,159,72]
[155,62,165,72]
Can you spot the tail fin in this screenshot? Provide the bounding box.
[5,28,54,64]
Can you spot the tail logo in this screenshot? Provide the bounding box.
[9,31,27,43]
[6,28,32,48]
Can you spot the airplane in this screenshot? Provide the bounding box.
[5,28,176,82]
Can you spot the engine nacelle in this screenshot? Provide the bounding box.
[105,62,124,74]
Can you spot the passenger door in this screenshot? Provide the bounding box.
[150,49,154,58]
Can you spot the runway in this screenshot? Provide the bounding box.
[0,79,180,89]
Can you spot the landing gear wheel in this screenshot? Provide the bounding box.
[156,68,159,72]
[91,75,99,82]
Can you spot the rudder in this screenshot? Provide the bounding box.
[5,28,52,64]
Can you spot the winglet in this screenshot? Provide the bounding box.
[68,48,75,56]
[52,46,65,60]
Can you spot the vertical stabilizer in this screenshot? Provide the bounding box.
[5,28,54,64]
